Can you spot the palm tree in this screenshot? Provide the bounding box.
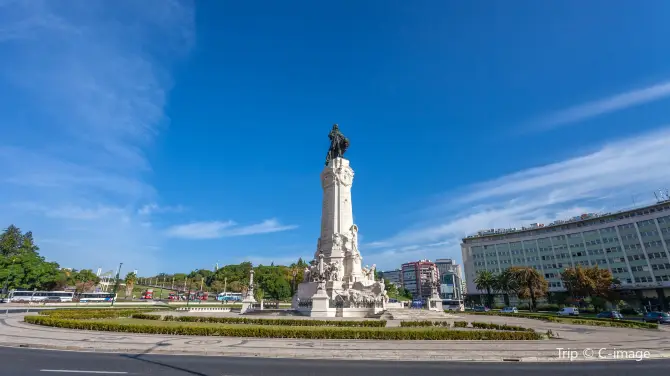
[510,267,547,312]
[496,268,518,307]
[124,272,137,298]
[474,270,497,307]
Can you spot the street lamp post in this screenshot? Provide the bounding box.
[292,268,297,297]
[186,279,191,308]
[158,277,164,301]
[110,263,123,307]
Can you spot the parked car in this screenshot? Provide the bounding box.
[557,307,580,316]
[473,306,490,312]
[596,311,624,320]
[643,311,670,324]
[501,307,518,313]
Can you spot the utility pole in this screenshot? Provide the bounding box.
[200,277,204,291]
[158,277,164,301]
[222,277,227,305]
[186,279,191,308]
[110,262,123,307]
[171,277,174,290]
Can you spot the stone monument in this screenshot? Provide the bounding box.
[241,268,257,314]
[427,268,443,311]
[293,124,387,317]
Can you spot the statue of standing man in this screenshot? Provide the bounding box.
[325,124,350,166]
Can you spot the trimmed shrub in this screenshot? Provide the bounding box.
[400,321,451,328]
[536,304,560,312]
[453,321,468,328]
[147,314,387,327]
[470,322,534,332]
[619,308,641,316]
[24,316,543,340]
[40,308,156,320]
[467,311,658,329]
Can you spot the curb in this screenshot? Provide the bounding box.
[3,343,669,362]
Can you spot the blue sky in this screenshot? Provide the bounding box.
[2,1,670,276]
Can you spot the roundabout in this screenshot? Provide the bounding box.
[2,309,669,363]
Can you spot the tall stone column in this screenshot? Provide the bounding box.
[317,157,355,262]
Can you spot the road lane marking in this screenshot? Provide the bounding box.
[40,370,128,374]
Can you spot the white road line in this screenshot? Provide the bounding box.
[40,370,128,374]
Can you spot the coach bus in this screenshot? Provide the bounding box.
[442,299,465,312]
[216,292,242,302]
[78,292,117,302]
[6,290,74,302]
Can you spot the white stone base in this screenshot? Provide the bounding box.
[428,298,443,311]
[240,297,257,314]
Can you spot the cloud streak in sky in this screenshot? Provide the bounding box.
[367,127,670,271]
[534,80,670,130]
[0,0,196,273]
[165,219,298,239]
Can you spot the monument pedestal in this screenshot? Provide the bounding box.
[428,297,443,311]
[241,297,256,314]
[292,152,387,318]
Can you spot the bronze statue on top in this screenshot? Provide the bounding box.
[325,124,350,166]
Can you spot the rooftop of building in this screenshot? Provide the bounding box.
[462,197,670,242]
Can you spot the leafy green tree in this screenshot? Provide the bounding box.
[474,270,498,307]
[262,274,291,301]
[0,225,61,293]
[254,286,265,302]
[124,272,137,297]
[510,266,548,312]
[496,268,518,306]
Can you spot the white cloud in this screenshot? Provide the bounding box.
[137,203,185,216]
[366,127,670,271]
[0,1,195,274]
[165,219,298,239]
[534,80,670,130]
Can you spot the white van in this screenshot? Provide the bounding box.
[558,307,579,316]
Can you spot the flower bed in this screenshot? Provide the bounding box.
[400,320,534,332]
[131,313,386,327]
[24,315,544,340]
[39,308,158,320]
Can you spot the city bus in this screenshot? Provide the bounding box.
[78,292,117,302]
[216,292,242,302]
[442,299,465,312]
[6,290,74,302]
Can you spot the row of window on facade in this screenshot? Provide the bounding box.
[465,207,670,243]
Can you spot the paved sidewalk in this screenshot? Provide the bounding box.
[1,313,669,362]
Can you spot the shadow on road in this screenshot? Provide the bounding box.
[122,341,209,376]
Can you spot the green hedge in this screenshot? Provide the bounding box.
[40,308,157,320]
[132,313,387,327]
[400,320,451,328]
[400,321,534,332]
[24,315,543,340]
[467,311,658,329]
[470,322,534,332]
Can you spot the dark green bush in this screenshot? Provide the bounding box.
[40,308,156,320]
[149,314,387,327]
[453,321,468,328]
[536,304,560,312]
[470,322,534,332]
[24,316,543,340]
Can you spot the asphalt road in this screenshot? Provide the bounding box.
[0,347,668,376]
